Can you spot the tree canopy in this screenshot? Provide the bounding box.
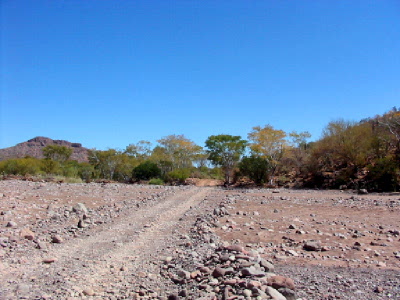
[205,134,247,184]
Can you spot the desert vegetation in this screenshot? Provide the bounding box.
[1,108,400,191]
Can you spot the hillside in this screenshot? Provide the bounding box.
[0,137,89,162]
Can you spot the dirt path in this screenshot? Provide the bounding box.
[1,186,212,299]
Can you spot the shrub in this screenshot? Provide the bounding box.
[132,161,161,180]
[239,155,271,185]
[0,158,42,176]
[366,157,399,191]
[148,178,164,185]
[78,163,95,181]
[41,159,61,175]
[165,168,190,184]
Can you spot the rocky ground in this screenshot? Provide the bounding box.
[0,180,399,299]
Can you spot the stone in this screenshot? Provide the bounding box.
[212,267,226,278]
[6,221,17,227]
[20,228,35,240]
[358,189,368,195]
[177,269,190,279]
[51,234,63,243]
[242,289,252,297]
[163,256,173,264]
[178,289,188,297]
[37,241,47,250]
[278,288,296,300]
[82,288,95,296]
[0,237,8,247]
[43,257,57,264]
[260,259,275,272]
[73,203,88,214]
[198,266,212,274]
[241,266,265,277]
[377,261,386,267]
[78,219,87,228]
[224,278,237,286]
[219,253,231,261]
[266,286,287,300]
[303,240,322,251]
[267,275,295,290]
[286,250,299,257]
[213,208,221,216]
[16,284,31,294]
[247,280,262,289]
[225,244,244,253]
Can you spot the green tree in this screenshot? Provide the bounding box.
[42,145,73,162]
[132,161,161,181]
[205,134,247,184]
[239,155,271,185]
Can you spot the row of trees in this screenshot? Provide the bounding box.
[302,109,400,191]
[1,108,399,190]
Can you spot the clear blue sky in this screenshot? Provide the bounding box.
[1,1,399,150]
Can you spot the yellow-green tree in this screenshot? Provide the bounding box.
[313,120,373,168]
[88,149,120,180]
[42,145,73,163]
[286,130,312,173]
[247,125,287,182]
[124,140,152,162]
[156,134,203,169]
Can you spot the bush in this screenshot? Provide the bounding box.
[0,158,43,176]
[78,163,95,181]
[239,155,271,185]
[165,168,190,184]
[41,159,61,175]
[148,178,164,185]
[62,160,80,178]
[366,158,399,192]
[132,161,161,180]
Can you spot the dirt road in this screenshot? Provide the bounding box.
[0,183,213,299]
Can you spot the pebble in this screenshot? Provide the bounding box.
[43,257,57,264]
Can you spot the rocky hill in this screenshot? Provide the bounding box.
[0,137,89,162]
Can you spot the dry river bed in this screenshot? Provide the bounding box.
[0,180,399,300]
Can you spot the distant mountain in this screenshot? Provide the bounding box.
[0,137,89,163]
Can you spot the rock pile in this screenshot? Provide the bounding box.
[162,204,297,300]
